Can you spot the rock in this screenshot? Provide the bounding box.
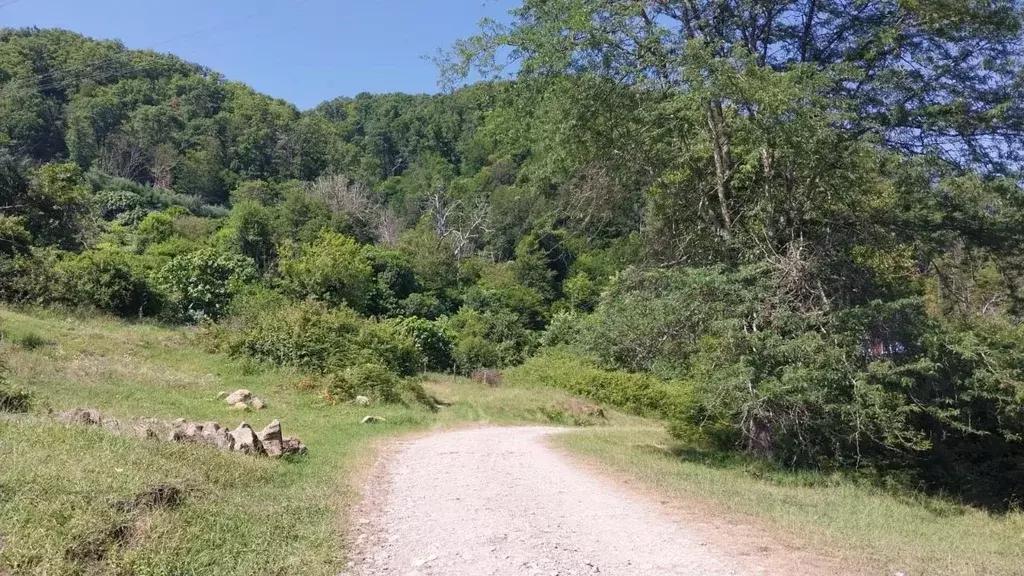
[361,415,386,425]
[257,419,283,457]
[183,422,204,440]
[172,418,187,427]
[224,389,251,405]
[251,397,266,410]
[229,423,265,455]
[58,408,103,425]
[200,424,234,451]
[230,402,250,411]
[282,436,307,455]
[353,396,371,406]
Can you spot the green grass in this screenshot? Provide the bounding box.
[552,428,1024,576]
[4,306,1022,576]
[0,307,627,575]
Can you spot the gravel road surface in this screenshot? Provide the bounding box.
[348,426,775,576]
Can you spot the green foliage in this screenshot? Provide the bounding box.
[326,363,403,404]
[0,216,31,257]
[155,248,256,322]
[57,250,158,317]
[219,299,365,373]
[280,232,373,313]
[392,317,454,372]
[24,163,92,250]
[220,200,277,272]
[135,211,175,249]
[355,321,424,377]
[362,245,420,317]
[0,356,31,413]
[220,297,424,376]
[445,307,538,373]
[504,349,692,419]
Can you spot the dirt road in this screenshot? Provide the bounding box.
[348,426,818,576]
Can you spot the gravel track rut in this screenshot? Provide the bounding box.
[348,426,780,576]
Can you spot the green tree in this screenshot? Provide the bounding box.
[279,231,373,312]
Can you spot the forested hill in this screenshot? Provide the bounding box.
[2,1,1024,512]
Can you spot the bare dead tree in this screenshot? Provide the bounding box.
[308,173,375,221]
[151,144,179,190]
[98,132,151,181]
[426,188,491,260]
[375,207,400,248]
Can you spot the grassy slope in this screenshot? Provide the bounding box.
[553,428,1024,576]
[4,307,1022,576]
[0,308,643,575]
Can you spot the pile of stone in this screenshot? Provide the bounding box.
[57,408,306,458]
[220,389,267,411]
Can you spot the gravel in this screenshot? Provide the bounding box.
[348,427,764,576]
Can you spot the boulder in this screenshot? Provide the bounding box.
[229,423,265,455]
[200,422,234,451]
[251,397,266,410]
[361,415,386,425]
[58,408,102,426]
[353,396,371,406]
[224,389,251,405]
[257,419,283,457]
[282,436,308,456]
[230,402,250,411]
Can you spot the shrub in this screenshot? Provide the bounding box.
[445,307,539,373]
[392,317,454,372]
[155,248,257,322]
[221,300,364,373]
[136,211,175,249]
[279,232,373,313]
[0,251,61,305]
[57,250,158,317]
[93,189,146,220]
[362,245,420,317]
[326,363,402,404]
[355,321,424,377]
[503,349,693,419]
[0,215,31,257]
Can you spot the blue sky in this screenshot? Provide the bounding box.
[0,0,517,109]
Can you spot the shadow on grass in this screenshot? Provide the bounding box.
[636,443,971,518]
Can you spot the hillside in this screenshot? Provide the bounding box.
[2,3,1024,571]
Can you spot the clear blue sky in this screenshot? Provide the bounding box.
[0,0,517,109]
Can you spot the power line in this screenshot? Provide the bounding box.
[0,0,26,9]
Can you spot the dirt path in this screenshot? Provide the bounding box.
[348,427,801,576]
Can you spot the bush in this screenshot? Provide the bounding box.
[57,250,158,317]
[355,321,424,377]
[220,299,423,376]
[93,189,146,221]
[392,317,454,372]
[445,307,539,373]
[504,349,692,419]
[279,232,373,313]
[136,211,175,249]
[326,363,402,404]
[0,251,62,305]
[155,248,257,322]
[221,300,364,373]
